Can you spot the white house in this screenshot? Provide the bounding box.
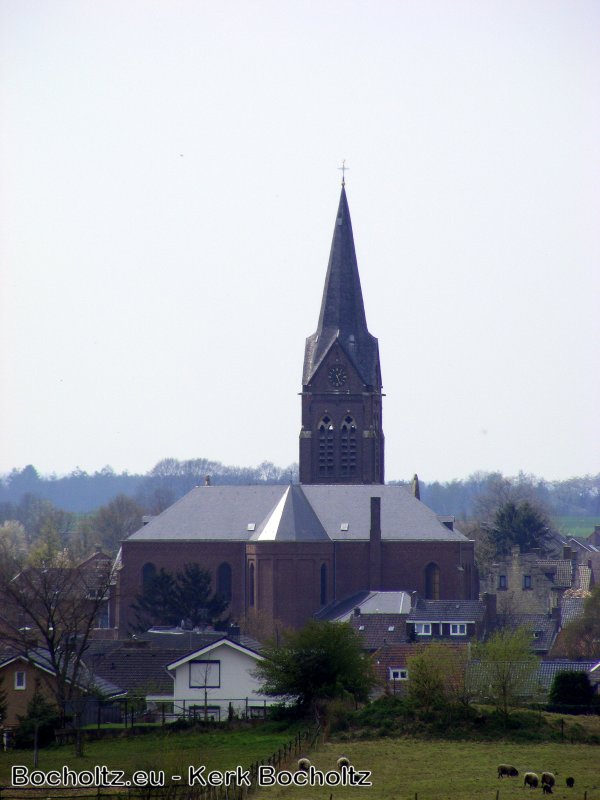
[149,637,278,721]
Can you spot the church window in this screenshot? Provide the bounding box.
[320,564,328,606]
[249,563,255,607]
[318,416,335,475]
[142,562,156,588]
[217,562,232,602]
[340,415,357,475]
[424,563,440,600]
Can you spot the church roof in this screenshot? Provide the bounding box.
[250,485,330,541]
[303,186,380,387]
[125,484,469,543]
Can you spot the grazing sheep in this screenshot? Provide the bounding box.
[337,756,351,770]
[541,773,556,789]
[542,785,553,795]
[297,758,311,773]
[524,772,539,789]
[566,777,575,788]
[497,764,519,778]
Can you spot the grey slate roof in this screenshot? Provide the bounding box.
[349,613,409,650]
[560,597,586,626]
[302,186,380,388]
[407,599,486,623]
[505,614,558,653]
[317,590,412,622]
[251,485,329,542]
[126,484,469,543]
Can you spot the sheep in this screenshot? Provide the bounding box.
[297,758,311,773]
[337,756,351,770]
[497,764,519,778]
[541,773,556,790]
[524,772,539,789]
[566,777,575,788]
[542,785,553,795]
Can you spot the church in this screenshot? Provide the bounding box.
[115,184,476,635]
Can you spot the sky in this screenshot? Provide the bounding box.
[1,0,599,484]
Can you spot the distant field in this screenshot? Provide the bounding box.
[553,516,600,538]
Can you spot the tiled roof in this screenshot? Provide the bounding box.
[408,599,485,623]
[316,591,412,622]
[372,643,467,685]
[535,559,573,587]
[537,660,596,691]
[576,565,592,592]
[349,613,409,650]
[127,485,469,543]
[561,597,586,626]
[505,615,558,652]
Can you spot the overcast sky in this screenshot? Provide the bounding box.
[1,0,598,484]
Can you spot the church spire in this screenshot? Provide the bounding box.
[300,184,384,485]
[303,186,380,388]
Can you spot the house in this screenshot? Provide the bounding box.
[157,637,277,721]
[406,598,491,642]
[0,648,122,729]
[316,590,411,651]
[372,642,468,695]
[114,185,477,636]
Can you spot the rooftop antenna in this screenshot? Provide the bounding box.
[338,159,349,186]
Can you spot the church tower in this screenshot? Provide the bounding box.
[300,185,384,484]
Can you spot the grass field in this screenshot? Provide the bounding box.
[0,723,303,787]
[1,718,598,799]
[260,738,600,800]
[553,516,600,538]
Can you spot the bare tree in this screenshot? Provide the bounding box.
[0,541,114,721]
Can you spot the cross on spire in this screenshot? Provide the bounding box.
[338,159,349,186]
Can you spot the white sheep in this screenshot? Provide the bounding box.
[337,756,351,770]
[497,764,518,778]
[297,758,311,773]
[524,772,539,789]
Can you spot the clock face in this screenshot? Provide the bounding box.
[328,365,347,388]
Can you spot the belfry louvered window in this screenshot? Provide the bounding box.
[318,416,335,475]
[340,415,357,475]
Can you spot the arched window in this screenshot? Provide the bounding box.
[317,415,335,476]
[217,562,232,602]
[425,563,440,600]
[340,415,357,476]
[249,563,255,607]
[320,564,328,606]
[142,562,156,588]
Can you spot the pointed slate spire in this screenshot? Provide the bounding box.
[251,485,330,542]
[303,186,380,387]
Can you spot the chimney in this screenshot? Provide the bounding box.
[204,475,211,486]
[482,592,497,629]
[228,623,240,641]
[411,473,420,500]
[369,497,382,591]
[563,545,572,561]
[353,607,361,617]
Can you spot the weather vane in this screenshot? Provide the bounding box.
[338,159,349,186]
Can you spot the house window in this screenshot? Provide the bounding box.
[15,671,26,690]
[389,668,408,681]
[141,562,156,588]
[189,660,221,688]
[425,563,440,600]
[523,575,532,590]
[95,601,110,629]
[249,562,255,607]
[414,623,431,636]
[498,574,507,590]
[320,564,328,606]
[450,623,467,636]
[217,562,232,602]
